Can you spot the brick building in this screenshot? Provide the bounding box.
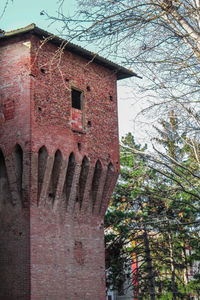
[0,24,137,299]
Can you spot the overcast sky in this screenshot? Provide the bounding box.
[0,0,140,139]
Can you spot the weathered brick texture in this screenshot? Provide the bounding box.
[0,26,134,299]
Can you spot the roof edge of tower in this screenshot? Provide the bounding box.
[0,24,141,80]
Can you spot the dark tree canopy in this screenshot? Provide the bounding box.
[105,129,200,298]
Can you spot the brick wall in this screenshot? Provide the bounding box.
[0,35,31,299]
[0,32,120,299]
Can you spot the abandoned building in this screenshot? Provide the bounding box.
[0,24,137,299]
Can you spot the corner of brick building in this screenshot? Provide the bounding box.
[0,31,120,300]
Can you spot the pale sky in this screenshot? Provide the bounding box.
[0,0,140,139]
[0,0,77,31]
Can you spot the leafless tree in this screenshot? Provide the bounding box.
[0,0,13,21]
[46,0,200,138]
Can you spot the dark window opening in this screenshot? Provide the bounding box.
[88,120,91,127]
[72,89,82,110]
[87,85,91,91]
[109,95,113,101]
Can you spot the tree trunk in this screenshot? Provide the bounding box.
[143,227,156,300]
[168,225,177,300]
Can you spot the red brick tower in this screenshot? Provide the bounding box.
[0,24,136,300]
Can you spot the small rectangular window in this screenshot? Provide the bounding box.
[72,89,82,110]
[71,88,84,131]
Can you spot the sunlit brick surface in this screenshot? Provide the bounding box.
[0,30,120,300]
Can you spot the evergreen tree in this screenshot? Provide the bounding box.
[105,124,200,299]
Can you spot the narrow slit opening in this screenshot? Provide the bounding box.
[0,150,11,208]
[38,146,48,200]
[63,152,76,209]
[91,160,102,210]
[49,150,62,202]
[14,144,23,197]
[78,156,89,209]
